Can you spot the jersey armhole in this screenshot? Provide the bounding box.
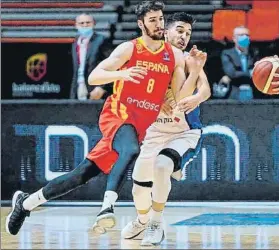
[120,40,136,69]
[166,42,176,65]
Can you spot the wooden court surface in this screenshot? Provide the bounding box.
[1,203,279,249]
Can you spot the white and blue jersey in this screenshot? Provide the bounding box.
[133,102,202,181]
[151,88,202,134]
[135,88,202,177]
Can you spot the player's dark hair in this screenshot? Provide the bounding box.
[134,1,165,21]
[165,12,195,28]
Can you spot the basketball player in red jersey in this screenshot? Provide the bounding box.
[5,1,199,236]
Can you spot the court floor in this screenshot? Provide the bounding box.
[1,202,279,249]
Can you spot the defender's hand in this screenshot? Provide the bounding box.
[186,45,207,74]
[177,94,201,113]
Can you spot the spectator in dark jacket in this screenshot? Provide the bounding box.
[218,26,262,99]
[70,13,112,100]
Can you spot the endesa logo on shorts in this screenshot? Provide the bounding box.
[126,97,160,111]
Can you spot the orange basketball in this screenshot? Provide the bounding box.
[252,57,279,95]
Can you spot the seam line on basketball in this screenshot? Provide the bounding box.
[263,61,278,93]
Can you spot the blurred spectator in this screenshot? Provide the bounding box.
[215,26,260,99]
[70,13,113,100]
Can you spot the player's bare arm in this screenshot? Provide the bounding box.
[177,69,211,113]
[170,45,205,102]
[162,60,209,115]
[169,46,187,100]
[176,46,207,101]
[161,46,206,115]
[88,41,147,85]
[194,69,211,102]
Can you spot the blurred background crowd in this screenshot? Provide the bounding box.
[2,0,279,101]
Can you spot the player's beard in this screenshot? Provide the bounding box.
[143,22,164,41]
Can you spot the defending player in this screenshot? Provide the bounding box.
[121,12,211,246]
[5,1,192,236]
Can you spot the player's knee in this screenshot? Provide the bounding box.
[154,154,174,176]
[79,169,91,185]
[158,148,182,173]
[132,181,152,210]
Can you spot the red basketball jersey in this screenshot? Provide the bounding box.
[105,37,175,139]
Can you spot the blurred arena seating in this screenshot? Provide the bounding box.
[213,1,279,42]
[1,1,121,43]
[1,0,223,45]
[1,0,278,87]
[114,0,223,45]
[247,9,279,41]
[2,0,278,44]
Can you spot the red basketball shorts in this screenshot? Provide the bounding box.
[86,98,143,174]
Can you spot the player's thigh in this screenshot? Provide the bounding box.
[165,129,202,156]
[162,130,202,172]
[87,137,118,174]
[112,124,139,155]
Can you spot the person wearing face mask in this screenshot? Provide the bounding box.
[70,13,113,100]
[217,26,264,99]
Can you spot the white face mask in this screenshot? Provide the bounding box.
[237,35,250,48]
[77,27,93,37]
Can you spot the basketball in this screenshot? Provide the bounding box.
[252,57,279,95]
